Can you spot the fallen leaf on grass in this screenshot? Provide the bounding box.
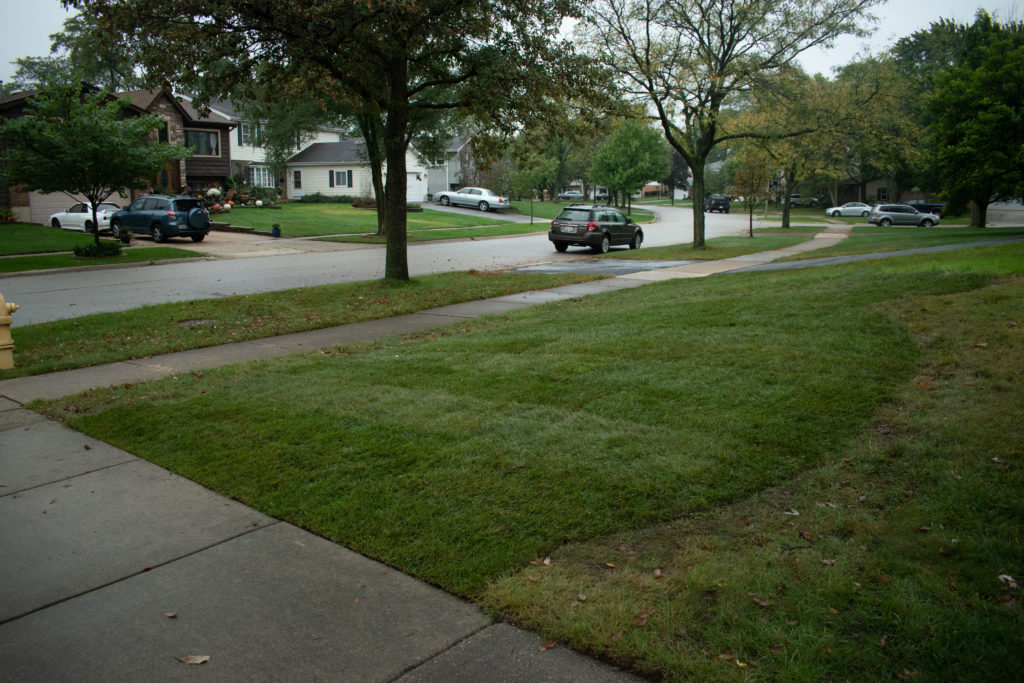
[974,342,988,348]
[752,598,772,608]
[916,525,931,533]
[177,655,210,665]
[577,593,587,602]
[718,653,734,660]
[999,574,1019,590]
[605,562,616,568]
[610,630,624,642]
[783,509,800,516]
[821,559,836,566]
[539,641,556,652]
[632,610,650,626]
[653,568,665,579]
[799,530,813,541]
[879,635,889,649]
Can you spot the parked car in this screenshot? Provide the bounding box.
[549,204,643,253]
[825,202,872,217]
[594,190,609,201]
[558,190,584,201]
[867,204,941,227]
[434,187,510,211]
[704,194,730,213]
[49,202,120,233]
[789,194,820,208]
[110,195,212,242]
[905,199,946,217]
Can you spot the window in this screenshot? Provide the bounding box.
[157,121,168,144]
[185,129,219,156]
[246,166,275,188]
[329,169,353,188]
[293,170,302,190]
[238,122,260,146]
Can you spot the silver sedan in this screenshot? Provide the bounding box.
[825,202,872,217]
[434,187,510,212]
[49,202,121,233]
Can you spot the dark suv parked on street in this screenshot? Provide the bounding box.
[110,195,212,242]
[704,194,731,213]
[549,204,643,253]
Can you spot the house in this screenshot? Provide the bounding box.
[0,87,235,224]
[120,89,235,193]
[202,98,345,190]
[426,134,476,197]
[285,138,428,203]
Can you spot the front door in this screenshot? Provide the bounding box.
[291,170,304,199]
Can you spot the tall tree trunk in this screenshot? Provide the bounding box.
[383,59,410,281]
[690,165,707,248]
[970,200,988,227]
[358,113,387,236]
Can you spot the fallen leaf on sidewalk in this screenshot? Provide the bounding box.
[164,612,177,619]
[177,655,210,665]
[539,641,556,652]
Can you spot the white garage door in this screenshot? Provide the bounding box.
[406,172,427,204]
[28,190,132,225]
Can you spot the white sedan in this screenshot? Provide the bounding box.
[49,202,121,233]
[825,202,872,217]
[434,187,510,212]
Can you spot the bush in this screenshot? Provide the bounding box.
[297,192,357,204]
[351,196,377,209]
[74,240,122,258]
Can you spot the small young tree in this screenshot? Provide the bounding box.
[0,82,189,247]
[590,119,670,214]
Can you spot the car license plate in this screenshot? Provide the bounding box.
[561,226,576,233]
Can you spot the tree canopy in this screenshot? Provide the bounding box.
[589,118,669,209]
[69,0,591,280]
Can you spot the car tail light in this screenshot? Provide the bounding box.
[167,211,176,218]
[587,221,597,231]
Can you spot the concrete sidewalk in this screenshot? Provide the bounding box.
[0,229,848,681]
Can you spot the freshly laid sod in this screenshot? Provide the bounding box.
[35,243,1024,680]
[5,271,604,378]
[779,225,1024,260]
[607,235,810,260]
[220,203,508,237]
[0,245,202,273]
[1,223,100,255]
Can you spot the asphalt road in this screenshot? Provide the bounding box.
[0,204,750,327]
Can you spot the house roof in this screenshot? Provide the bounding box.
[120,89,234,127]
[288,138,368,164]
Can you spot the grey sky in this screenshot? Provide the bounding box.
[0,0,1012,86]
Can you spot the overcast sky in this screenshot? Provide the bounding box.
[0,0,1015,85]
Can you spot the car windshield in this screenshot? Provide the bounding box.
[556,209,593,221]
[173,199,203,211]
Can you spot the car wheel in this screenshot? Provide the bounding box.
[478,201,490,212]
[151,223,167,243]
[594,234,610,254]
[861,210,870,217]
[85,221,96,234]
[191,234,206,242]
[880,218,892,227]
[110,219,122,239]
[51,218,61,228]
[554,242,568,253]
[439,195,450,206]
[629,231,643,250]
[921,219,934,227]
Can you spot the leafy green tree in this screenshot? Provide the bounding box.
[661,151,690,205]
[583,0,880,247]
[72,0,591,281]
[0,82,189,247]
[589,118,669,212]
[928,35,1024,226]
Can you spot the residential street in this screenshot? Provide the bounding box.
[2,203,749,327]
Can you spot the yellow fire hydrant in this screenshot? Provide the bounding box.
[0,292,19,370]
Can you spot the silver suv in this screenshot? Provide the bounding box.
[549,204,643,253]
[868,204,941,227]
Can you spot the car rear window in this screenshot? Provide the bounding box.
[556,209,592,221]
[173,199,203,211]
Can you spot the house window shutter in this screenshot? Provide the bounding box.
[347,170,353,187]
[238,126,243,146]
[329,170,335,188]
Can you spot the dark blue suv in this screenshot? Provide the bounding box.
[111,195,211,242]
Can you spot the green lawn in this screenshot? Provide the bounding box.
[221,203,510,237]
[36,242,1024,681]
[1,222,112,254]
[0,245,202,273]
[780,225,1024,260]
[5,271,604,378]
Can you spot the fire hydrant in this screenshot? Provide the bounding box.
[0,292,19,370]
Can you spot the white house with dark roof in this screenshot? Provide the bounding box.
[285,138,429,203]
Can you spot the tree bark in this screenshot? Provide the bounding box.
[383,58,410,281]
[690,166,707,248]
[970,200,988,227]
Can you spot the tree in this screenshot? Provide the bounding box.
[661,151,690,205]
[72,0,590,281]
[589,118,669,212]
[730,146,775,236]
[928,34,1024,226]
[0,82,189,247]
[583,0,880,247]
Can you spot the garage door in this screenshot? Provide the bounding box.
[29,190,132,225]
[406,172,427,204]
